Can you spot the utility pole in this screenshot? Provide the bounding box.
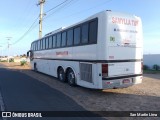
[6,37,12,63]
[38,0,45,39]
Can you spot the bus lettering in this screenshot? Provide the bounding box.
[112,17,139,26]
[56,51,68,56]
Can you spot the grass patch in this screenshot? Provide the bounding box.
[0,60,7,62]
[144,70,160,74]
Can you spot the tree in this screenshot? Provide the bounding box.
[153,64,159,70]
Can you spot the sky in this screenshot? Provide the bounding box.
[0,0,160,56]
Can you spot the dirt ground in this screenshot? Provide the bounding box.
[0,62,160,120]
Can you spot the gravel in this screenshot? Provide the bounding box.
[1,62,160,120]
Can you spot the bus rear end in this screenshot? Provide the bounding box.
[102,11,143,89]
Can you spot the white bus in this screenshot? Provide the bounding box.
[27,10,143,89]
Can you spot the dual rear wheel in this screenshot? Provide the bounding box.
[58,67,76,86]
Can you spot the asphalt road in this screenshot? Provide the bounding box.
[0,68,104,120]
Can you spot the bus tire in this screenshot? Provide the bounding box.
[58,67,66,82]
[67,69,76,86]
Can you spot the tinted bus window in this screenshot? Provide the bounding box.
[56,33,61,47]
[74,27,80,45]
[81,24,88,44]
[35,42,37,51]
[67,29,73,46]
[32,43,34,50]
[33,42,35,50]
[38,40,40,50]
[52,35,56,48]
[46,37,49,49]
[43,38,45,49]
[40,39,43,50]
[31,43,33,50]
[49,36,52,49]
[62,32,66,47]
[89,20,97,43]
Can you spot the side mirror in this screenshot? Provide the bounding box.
[27,51,29,57]
[27,50,31,57]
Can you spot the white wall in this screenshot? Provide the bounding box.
[143,54,160,69]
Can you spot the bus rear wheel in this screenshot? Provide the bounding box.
[58,67,66,82]
[67,69,76,86]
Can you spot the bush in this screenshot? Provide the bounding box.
[153,64,159,70]
[20,61,27,66]
[0,60,7,62]
[9,58,14,62]
[143,65,149,70]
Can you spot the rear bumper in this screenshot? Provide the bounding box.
[102,74,143,89]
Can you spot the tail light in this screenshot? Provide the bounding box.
[102,64,108,77]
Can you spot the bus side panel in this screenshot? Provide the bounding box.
[97,12,108,60]
[76,62,101,89]
[108,62,142,77]
[34,48,73,60]
[31,59,102,89]
[72,45,97,60]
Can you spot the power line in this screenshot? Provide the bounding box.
[10,0,73,45]
[43,0,74,20]
[11,0,112,46]
[67,0,113,18]
[43,0,112,27]
[11,16,39,45]
[45,0,70,13]
[12,0,38,33]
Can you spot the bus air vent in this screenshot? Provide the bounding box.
[80,63,92,83]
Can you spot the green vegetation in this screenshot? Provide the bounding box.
[143,70,160,74]
[143,65,149,70]
[0,60,7,62]
[20,61,27,66]
[9,58,14,62]
[0,58,14,62]
[143,64,160,74]
[153,64,159,70]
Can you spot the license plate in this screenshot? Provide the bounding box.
[122,79,130,84]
